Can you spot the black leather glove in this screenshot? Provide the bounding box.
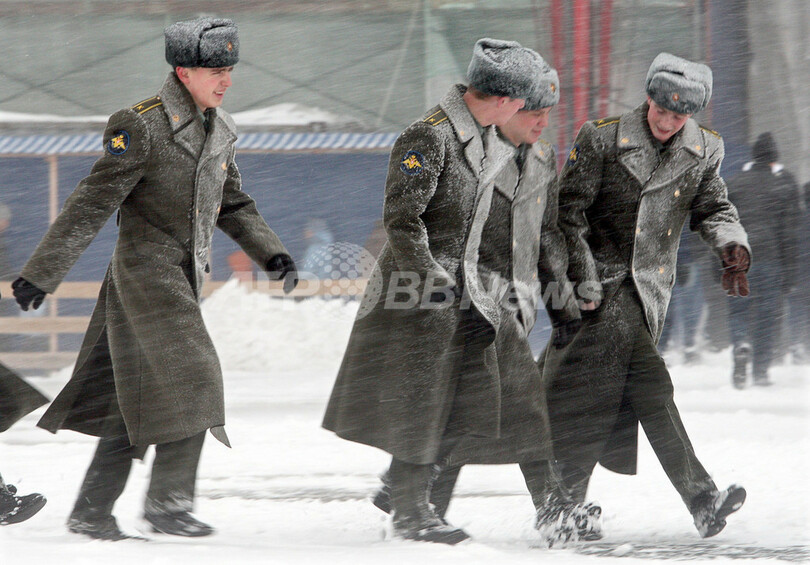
[266,254,299,294]
[552,318,583,349]
[11,277,47,311]
[721,243,750,297]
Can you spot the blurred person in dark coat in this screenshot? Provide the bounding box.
[540,53,750,538]
[726,132,799,387]
[793,181,810,363]
[658,229,705,364]
[9,18,296,540]
[323,38,546,544]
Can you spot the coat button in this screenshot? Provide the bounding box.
[513,239,517,249]
[674,190,681,197]
[172,115,180,122]
[636,227,641,235]
[196,208,200,217]
[659,266,665,274]
[621,137,629,145]
[667,228,672,236]
[221,162,227,170]
[536,196,541,204]
[695,145,701,151]
[533,272,537,280]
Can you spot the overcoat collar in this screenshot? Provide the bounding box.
[439,84,513,185]
[617,103,704,194]
[494,138,553,201]
[159,73,237,159]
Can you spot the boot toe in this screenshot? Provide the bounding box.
[145,511,215,537]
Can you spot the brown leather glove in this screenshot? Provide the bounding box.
[721,244,750,297]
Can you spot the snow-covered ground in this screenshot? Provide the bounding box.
[1,281,808,564]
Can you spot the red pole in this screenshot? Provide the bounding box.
[572,0,591,134]
[598,0,614,118]
[550,0,567,169]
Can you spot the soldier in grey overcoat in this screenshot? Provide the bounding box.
[10,18,296,540]
[323,39,547,544]
[540,53,751,539]
[0,358,48,525]
[369,62,602,545]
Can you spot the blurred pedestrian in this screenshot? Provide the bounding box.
[658,229,705,364]
[323,38,545,544]
[792,181,810,363]
[11,17,297,540]
[540,53,750,538]
[726,132,799,387]
[301,217,335,280]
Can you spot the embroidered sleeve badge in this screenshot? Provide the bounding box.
[567,144,580,165]
[400,150,425,176]
[107,131,130,155]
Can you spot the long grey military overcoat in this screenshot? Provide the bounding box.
[540,103,749,475]
[28,73,288,447]
[449,139,579,465]
[0,362,48,433]
[322,85,514,465]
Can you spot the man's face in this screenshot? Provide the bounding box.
[177,66,234,111]
[503,107,552,145]
[491,96,527,126]
[646,97,690,142]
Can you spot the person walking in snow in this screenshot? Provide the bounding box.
[726,132,799,387]
[0,357,48,526]
[539,53,750,538]
[323,38,546,545]
[369,59,602,545]
[8,17,297,541]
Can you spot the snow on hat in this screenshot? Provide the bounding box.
[467,38,546,101]
[645,52,712,115]
[752,132,778,164]
[165,17,239,68]
[522,60,560,111]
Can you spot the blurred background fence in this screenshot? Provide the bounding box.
[0,0,807,370]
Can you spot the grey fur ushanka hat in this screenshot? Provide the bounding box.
[165,17,239,68]
[523,59,560,111]
[467,38,547,101]
[645,52,712,114]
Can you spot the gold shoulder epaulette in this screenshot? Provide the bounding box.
[700,125,722,138]
[131,96,162,115]
[594,116,620,128]
[423,106,448,127]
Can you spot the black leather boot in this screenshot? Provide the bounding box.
[374,462,461,521]
[389,458,469,544]
[690,484,746,538]
[0,484,46,526]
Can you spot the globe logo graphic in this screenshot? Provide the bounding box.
[301,241,381,319]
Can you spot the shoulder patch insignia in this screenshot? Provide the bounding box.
[594,116,620,128]
[567,144,580,165]
[106,130,130,155]
[700,125,722,138]
[400,150,425,175]
[423,107,448,127]
[131,95,162,115]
